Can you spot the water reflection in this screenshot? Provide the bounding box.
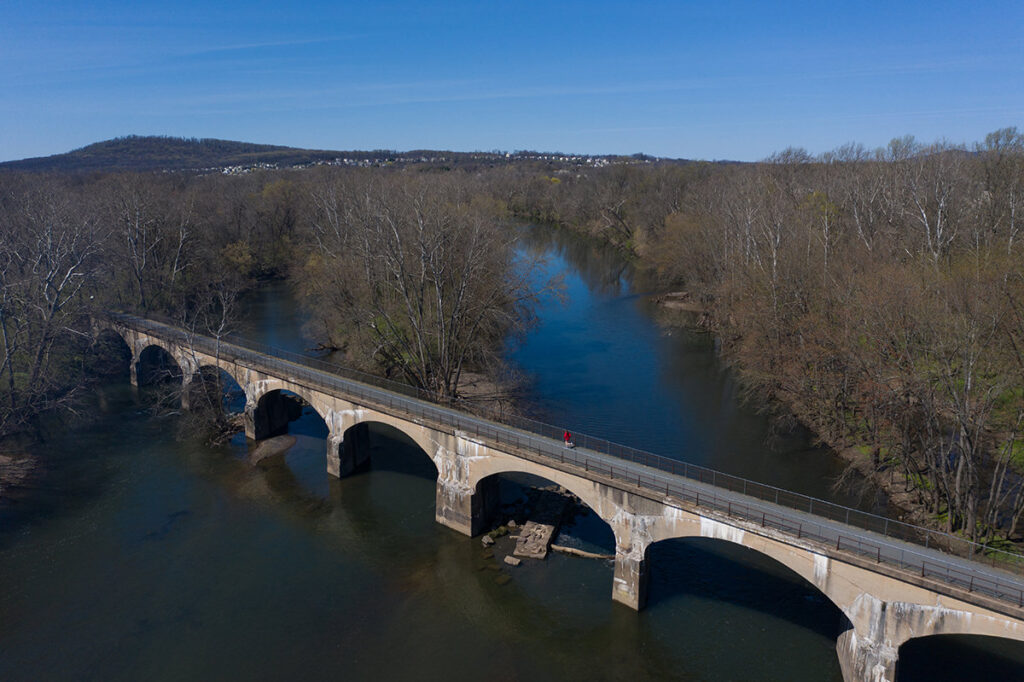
[511,224,861,507]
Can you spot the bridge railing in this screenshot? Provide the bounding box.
[110,312,1024,608]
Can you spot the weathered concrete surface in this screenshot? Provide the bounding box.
[837,599,900,682]
[103,319,1024,682]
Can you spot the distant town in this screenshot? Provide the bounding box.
[213,151,649,175]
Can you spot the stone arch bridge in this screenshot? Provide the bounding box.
[97,313,1024,682]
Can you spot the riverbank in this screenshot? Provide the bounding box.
[648,291,1015,548]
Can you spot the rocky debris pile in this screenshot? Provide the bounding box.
[513,490,571,560]
[478,484,603,583]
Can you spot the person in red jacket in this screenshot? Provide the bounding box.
[563,430,573,448]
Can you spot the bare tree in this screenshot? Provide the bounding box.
[302,172,554,399]
[0,180,104,435]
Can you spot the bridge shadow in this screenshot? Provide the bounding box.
[136,344,183,386]
[355,423,438,481]
[87,329,132,380]
[898,634,1024,681]
[192,366,246,414]
[644,537,844,641]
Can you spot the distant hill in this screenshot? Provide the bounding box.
[0,135,360,173]
[0,135,694,174]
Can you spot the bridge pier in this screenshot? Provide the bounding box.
[836,595,903,682]
[129,350,140,387]
[435,475,498,536]
[612,524,649,611]
[836,628,898,682]
[612,549,649,610]
[326,422,371,477]
[180,373,193,410]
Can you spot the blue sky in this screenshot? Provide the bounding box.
[1,1,1021,162]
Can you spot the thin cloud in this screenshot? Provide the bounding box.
[180,36,364,56]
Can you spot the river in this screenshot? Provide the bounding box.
[2,226,1023,680]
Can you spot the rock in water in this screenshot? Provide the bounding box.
[513,491,569,560]
[504,555,522,567]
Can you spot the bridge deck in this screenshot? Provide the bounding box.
[110,312,1024,614]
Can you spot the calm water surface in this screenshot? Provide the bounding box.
[2,226,1023,680]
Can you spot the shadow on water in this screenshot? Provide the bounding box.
[358,423,439,479]
[899,634,1024,680]
[645,538,844,639]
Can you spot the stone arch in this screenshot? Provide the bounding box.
[466,455,615,523]
[248,385,324,441]
[334,408,441,468]
[91,327,133,377]
[319,406,445,481]
[246,379,322,417]
[639,511,846,615]
[196,362,246,394]
[641,532,848,645]
[136,343,184,386]
[889,602,1024,646]
[194,364,247,413]
[94,326,131,352]
[471,463,618,539]
[92,320,132,352]
[461,457,620,561]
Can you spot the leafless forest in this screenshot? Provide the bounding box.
[2,128,1023,549]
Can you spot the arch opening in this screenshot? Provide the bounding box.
[468,471,616,607]
[342,422,438,481]
[175,366,248,447]
[898,633,1024,681]
[643,536,844,644]
[252,388,310,440]
[193,365,245,415]
[331,422,442,535]
[473,472,615,559]
[136,344,183,386]
[251,388,331,496]
[86,329,132,380]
